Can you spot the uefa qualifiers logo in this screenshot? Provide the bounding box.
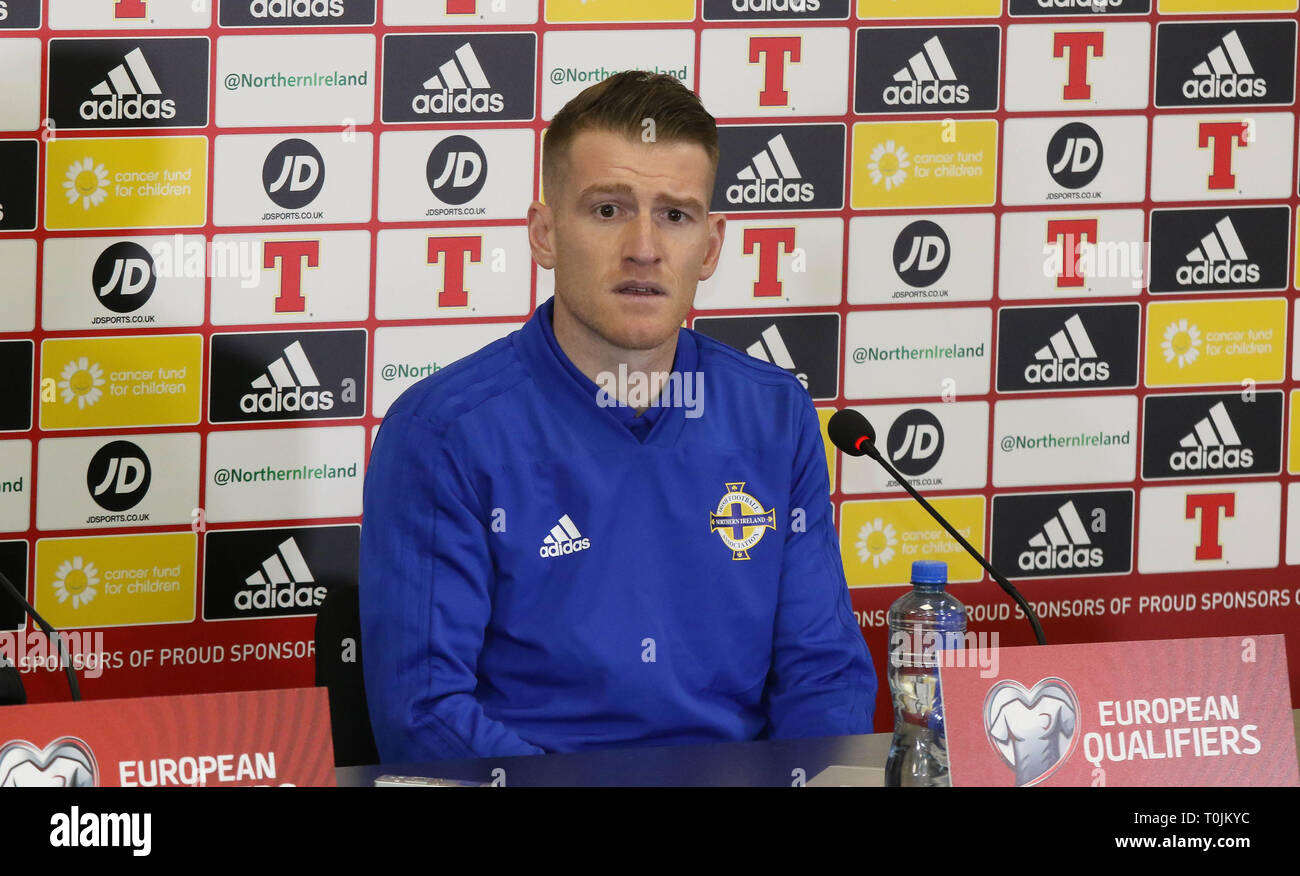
[984,677,1080,787]
[0,736,99,786]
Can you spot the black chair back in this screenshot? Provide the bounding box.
[314,582,379,767]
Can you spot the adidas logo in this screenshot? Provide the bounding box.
[1017,501,1104,572]
[411,43,505,115]
[883,36,970,107]
[1182,30,1266,101]
[725,134,814,206]
[1022,314,1110,385]
[746,325,809,390]
[236,537,326,611]
[1169,401,1253,471]
[239,340,335,414]
[80,47,176,122]
[539,514,591,558]
[1177,216,1260,287]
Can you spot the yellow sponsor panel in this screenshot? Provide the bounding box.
[40,335,202,430]
[851,121,997,210]
[818,407,838,493]
[1159,0,1295,11]
[545,0,695,21]
[1145,298,1286,388]
[35,533,196,628]
[839,496,985,587]
[858,0,1002,18]
[1290,391,1300,474]
[45,136,207,231]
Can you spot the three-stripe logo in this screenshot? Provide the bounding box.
[539,514,591,558]
[725,133,814,206]
[883,36,970,106]
[1023,314,1110,384]
[240,340,335,414]
[1177,216,1259,287]
[236,537,326,611]
[1182,30,1266,101]
[1168,401,1253,472]
[79,46,176,121]
[1018,500,1104,572]
[411,42,505,115]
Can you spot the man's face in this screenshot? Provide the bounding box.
[528,129,726,355]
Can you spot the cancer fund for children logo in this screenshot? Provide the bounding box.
[839,495,985,586]
[851,120,997,209]
[40,335,201,430]
[1145,298,1286,388]
[45,136,207,230]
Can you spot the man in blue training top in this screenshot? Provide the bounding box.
[360,71,876,761]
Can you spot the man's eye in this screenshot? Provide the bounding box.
[596,204,617,218]
[666,209,686,222]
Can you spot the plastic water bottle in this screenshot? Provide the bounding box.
[884,560,967,787]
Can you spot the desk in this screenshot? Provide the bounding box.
[336,710,1300,787]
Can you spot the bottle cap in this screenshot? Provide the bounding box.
[910,560,948,585]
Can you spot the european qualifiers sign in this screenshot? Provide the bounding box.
[996,304,1140,393]
[203,525,358,620]
[1141,391,1283,480]
[47,38,210,130]
[208,330,366,424]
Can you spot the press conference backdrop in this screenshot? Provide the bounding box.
[1,0,1298,726]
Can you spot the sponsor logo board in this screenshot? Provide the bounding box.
[992,395,1138,487]
[1010,0,1150,14]
[1142,391,1282,480]
[990,489,1134,579]
[704,0,850,19]
[1149,112,1295,201]
[44,136,207,231]
[209,330,366,424]
[210,232,371,325]
[692,313,841,400]
[219,0,377,26]
[1145,297,1286,387]
[39,335,201,431]
[0,341,34,433]
[1155,21,1297,108]
[849,213,994,304]
[47,38,210,130]
[1148,206,1289,294]
[845,307,991,400]
[857,0,1000,17]
[713,125,845,213]
[541,29,695,121]
[0,541,27,630]
[373,322,521,417]
[383,0,538,24]
[0,39,41,130]
[1001,116,1148,205]
[0,140,38,231]
[0,240,36,331]
[213,133,373,226]
[0,0,40,28]
[840,495,986,586]
[1000,209,1146,300]
[382,33,536,124]
[851,120,998,209]
[215,34,375,127]
[840,402,989,494]
[695,217,843,310]
[378,129,534,223]
[376,227,532,320]
[0,440,31,533]
[699,28,850,117]
[1137,481,1279,572]
[203,525,359,621]
[996,304,1140,392]
[1004,24,1152,112]
[854,26,1000,115]
[51,0,209,27]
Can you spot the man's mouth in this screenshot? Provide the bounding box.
[614,281,666,297]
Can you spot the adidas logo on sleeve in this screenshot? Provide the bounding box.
[539,514,591,558]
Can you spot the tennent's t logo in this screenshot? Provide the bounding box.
[427,236,481,309]
[264,240,319,314]
[1186,492,1234,561]
[1053,32,1104,101]
[114,0,148,18]
[1198,121,1249,191]
[749,36,801,108]
[743,226,795,298]
[1046,217,1097,289]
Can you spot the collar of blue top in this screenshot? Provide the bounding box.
[524,296,699,445]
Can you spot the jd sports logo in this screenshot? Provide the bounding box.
[262,139,325,210]
[692,313,839,400]
[1046,122,1102,189]
[48,39,209,130]
[209,330,366,423]
[382,33,535,124]
[85,440,150,512]
[714,125,844,212]
[0,340,34,432]
[893,220,950,287]
[855,27,1000,114]
[219,0,376,26]
[991,490,1132,579]
[91,242,157,313]
[1142,391,1281,479]
[426,136,487,205]
[1155,22,1296,108]
[997,304,1139,392]
[1148,207,1287,294]
[540,515,590,558]
[886,409,944,477]
[203,525,358,621]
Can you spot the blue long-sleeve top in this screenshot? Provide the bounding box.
[359,298,876,761]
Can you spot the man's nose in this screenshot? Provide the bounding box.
[622,212,661,264]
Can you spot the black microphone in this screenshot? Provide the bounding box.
[828,408,1046,646]
[0,569,81,702]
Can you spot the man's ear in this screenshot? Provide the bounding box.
[527,200,556,270]
[698,213,726,281]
